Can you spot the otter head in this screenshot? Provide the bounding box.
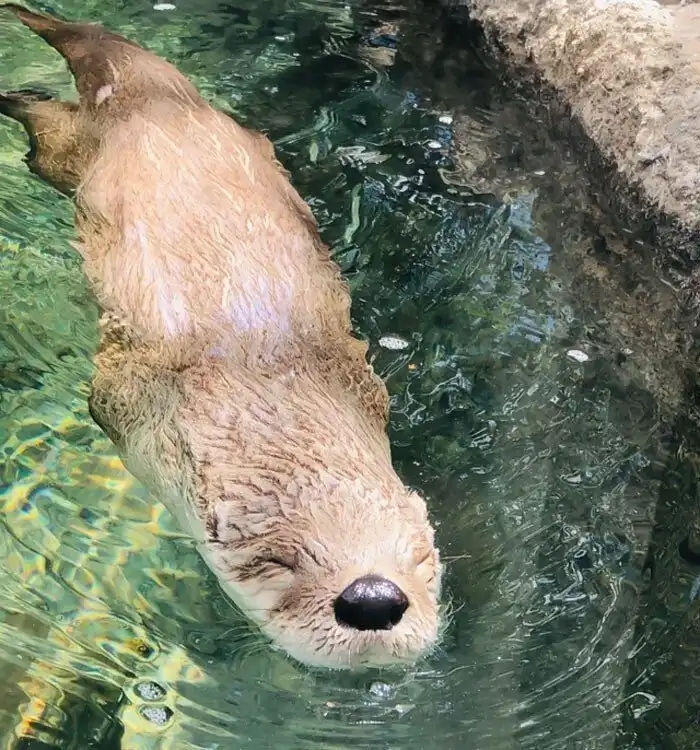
[202,475,442,670]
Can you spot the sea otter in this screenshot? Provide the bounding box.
[0,4,442,669]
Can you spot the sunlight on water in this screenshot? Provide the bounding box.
[0,0,690,748]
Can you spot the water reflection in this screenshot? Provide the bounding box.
[0,0,686,748]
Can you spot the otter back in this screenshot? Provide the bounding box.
[0,4,351,349]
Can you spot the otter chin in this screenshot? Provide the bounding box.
[0,4,443,669]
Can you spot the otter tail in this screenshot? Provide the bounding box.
[0,4,115,193]
[0,4,143,103]
[1,4,199,104]
[0,4,198,193]
[0,86,81,194]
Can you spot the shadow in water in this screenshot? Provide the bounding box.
[615,355,700,749]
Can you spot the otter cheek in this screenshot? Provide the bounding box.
[391,568,441,648]
[421,549,442,596]
[226,570,294,626]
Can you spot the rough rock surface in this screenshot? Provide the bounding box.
[445,0,700,263]
[395,0,693,418]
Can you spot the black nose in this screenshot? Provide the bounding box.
[334,575,409,631]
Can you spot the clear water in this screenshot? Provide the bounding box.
[0,1,693,748]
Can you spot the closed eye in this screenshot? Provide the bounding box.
[301,545,323,567]
[236,554,297,580]
[257,555,296,572]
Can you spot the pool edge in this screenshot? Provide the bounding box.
[439,0,700,272]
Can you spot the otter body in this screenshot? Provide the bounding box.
[0,5,442,669]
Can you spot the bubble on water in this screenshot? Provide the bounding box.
[394,703,414,716]
[426,140,443,150]
[139,705,174,726]
[690,573,700,602]
[566,348,590,363]
[134,681,167,702]
[153,3,176,10]
[369,681,394,699]
[378,335,410,351]
[125,637,156,660]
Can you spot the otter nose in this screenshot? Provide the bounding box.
[334,575,409,631]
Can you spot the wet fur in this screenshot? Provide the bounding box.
[0,5,442,668]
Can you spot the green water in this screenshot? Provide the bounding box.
[0,1,692,748]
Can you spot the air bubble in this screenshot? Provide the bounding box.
[134,681,167,702]
[378,335,410,351]
[369,681,393,699]
[139,705,173,726]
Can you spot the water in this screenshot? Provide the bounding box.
[0,0,694,748]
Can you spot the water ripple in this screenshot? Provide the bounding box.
[0,0,683,748]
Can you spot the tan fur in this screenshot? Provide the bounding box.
[0,4,442,669]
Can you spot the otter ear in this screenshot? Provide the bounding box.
[0,4,141,104]
[0,88,81,194]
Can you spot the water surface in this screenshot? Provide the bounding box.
[0,1,692,748]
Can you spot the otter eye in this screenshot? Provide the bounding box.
[237,554,297,580]
[257,555,296,572]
